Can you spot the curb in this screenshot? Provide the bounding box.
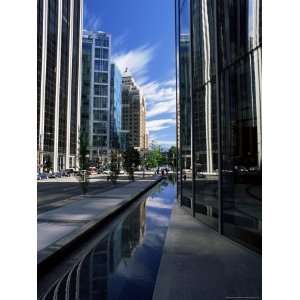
[37,176,163,276]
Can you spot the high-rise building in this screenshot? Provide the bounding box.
[81,30,111,163]
[176,0,262,253]
[110,63,122,150]
[121,71,147,151]
[37,0,83,172]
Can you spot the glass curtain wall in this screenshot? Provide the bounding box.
[58,0,71,169]
[191,0,219,229]
[175,0,181,203]
[218,0,262,251]
[177,0,193,212]
[176,0,262,252]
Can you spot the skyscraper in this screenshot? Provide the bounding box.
[37,0,83,172]
[176,0,262,252]
[121,71,147,151]
[81,30,111,163]
[110,63,122,150]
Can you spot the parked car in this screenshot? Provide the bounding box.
[65,168,75,176]
[37,172,48,180]
[88,167,97,175]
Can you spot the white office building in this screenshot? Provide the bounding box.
[81,30,112,164]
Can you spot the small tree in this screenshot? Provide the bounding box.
[110,150,120,184]
[122,147,141,181]
[79,131,89,170]
[78,131,89,194]
[167,146,177,170]
[145,145,163,169]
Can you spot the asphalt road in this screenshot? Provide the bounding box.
[37,174,154,214]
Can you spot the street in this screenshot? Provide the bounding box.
[37,173,155,214]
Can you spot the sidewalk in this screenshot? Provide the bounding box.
[152,204,262,300]
[37,175,162,270]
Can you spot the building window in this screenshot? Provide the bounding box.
[94,60,108,72]
[94,85,108,96]
[93,135,107,147]
[94,47,109,59]
[94,72,108,83]
[93,122,107,134]
[95,37,109,47]
[94,97,108,109]
[93,110,107,121]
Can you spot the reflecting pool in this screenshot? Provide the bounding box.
[40,178,176,300]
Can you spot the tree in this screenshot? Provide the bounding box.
[167,146,177,170]
[79,131,89,170]
[78,131,89,194]
[110,150,120,184]
[145,144,163,169]
[122,147,140,181]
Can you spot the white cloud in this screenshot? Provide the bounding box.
[147,118,176,132]
[83,4,102,31]
[112,32,128,54]
[112,45,176,119]
[147,99,176,118]
[142,80,175,103]
[143,78,176,118]
[113,45,156,84]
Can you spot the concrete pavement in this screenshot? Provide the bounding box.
[37,175,162,271]
[152,203,261,300]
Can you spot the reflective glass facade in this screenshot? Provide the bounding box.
[81,31,111,161]
[176,0,262,252]
[110,63,122,149]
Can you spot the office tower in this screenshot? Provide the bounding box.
[176,0,262,252]
[121,71,147,151]
[110,63,122,150]
[144,131,149,150]
[81,30,111,163]
[37,0,83,172]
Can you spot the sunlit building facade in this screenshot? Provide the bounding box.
[176,0,262,253]
[37,0,83,172]
[122,71,147,151]
[81,30,112,163]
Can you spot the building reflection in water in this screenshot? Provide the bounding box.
[79,203,146,299]
[41,181,176,300]
[42,203,146,300]
[176,0,262,252]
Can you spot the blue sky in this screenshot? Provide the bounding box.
[84,0,176,149]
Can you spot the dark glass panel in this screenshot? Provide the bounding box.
[44,0,59,155]
[70,0,81,155]
[220,50,262,252]
[58,0,70,155]
[179,0,192,210]
[81,41,92,136]
[37,0,43,147]
[191,0,219,229]
[218,0,262,68]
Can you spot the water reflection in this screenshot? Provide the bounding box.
[41,180,176,300]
